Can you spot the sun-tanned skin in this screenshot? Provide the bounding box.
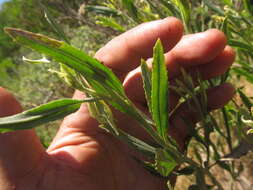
[0,17,235,190]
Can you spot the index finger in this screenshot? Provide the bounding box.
[95,17,184,78]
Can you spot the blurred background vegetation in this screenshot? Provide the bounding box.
[0,0,253,189]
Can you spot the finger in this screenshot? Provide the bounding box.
[0,87,44,185]
[170,45,235,86]
[190,46,235,79]
[165,29,227,78]
[95,17,183,78]
[169,83,235,150]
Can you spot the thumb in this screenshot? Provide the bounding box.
[0,87,44,187]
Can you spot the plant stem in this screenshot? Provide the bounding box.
[222,108,233,152]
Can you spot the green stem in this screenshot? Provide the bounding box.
[222,108,233,152]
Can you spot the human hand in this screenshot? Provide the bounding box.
[0,17,235,190]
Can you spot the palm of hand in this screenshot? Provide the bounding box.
[0,18,235,190]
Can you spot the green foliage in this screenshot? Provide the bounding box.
[0,98,96,132]
[1,0,253,189]
[121,0,140,21]
[95,16,126,32]
[141,59,152,111]
[151,40,169,142]
[171,0,191,31]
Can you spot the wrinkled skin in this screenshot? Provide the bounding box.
[0,17,235,190]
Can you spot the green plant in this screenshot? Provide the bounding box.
[0,26,221,189]
[1,0,253,190]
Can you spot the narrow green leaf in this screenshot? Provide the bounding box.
[151,39,169,141]
[117,129,157,158]
[145,0,166,18]
[221,108,232,149]
[141,59,152,112]
[96,16,126,32]
[172,0,191,30]
[238,89,252,112]
[85,5,120,17]
[27,99,92,114]
[233,67,253,83]
[0,98,96,133]
[228,39,253,52]
[39,1,70,43]
[159,0,180,18]
[121,0,139,21]
[4,28,125,97]
[202,0,225,15]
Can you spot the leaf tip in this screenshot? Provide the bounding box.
[4,27,16,38]
[4,27,62,48]
[155,38,162,45]
[153,38,164,52]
